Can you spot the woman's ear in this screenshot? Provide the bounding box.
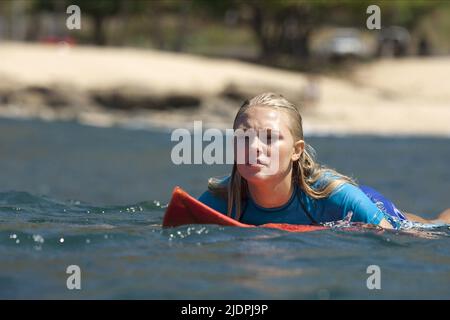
[292,140,305,161]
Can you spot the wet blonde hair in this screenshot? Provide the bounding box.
[208,92,357,221]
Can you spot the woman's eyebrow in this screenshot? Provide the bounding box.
[234,125,281,134]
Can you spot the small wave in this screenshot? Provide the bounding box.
[0,190,165,214]
[0,191,166,233]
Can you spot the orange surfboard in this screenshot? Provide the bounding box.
[163,187,328,233]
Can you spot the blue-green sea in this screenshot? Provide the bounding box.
[1,118,449,299]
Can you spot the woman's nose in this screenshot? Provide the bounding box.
[249,135,267,156]
[248,135,260,149]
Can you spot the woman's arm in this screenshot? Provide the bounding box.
[327,183,394,228]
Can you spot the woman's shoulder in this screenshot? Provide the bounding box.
[198,189,224,202]
[309,173,361,205]
[208,174,231,187]
[198,190,228,214]
[326,181,361,199]
[310,171,345,191]
[197,175,230,214]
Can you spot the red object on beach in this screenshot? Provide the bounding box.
[163,187,328,233]
[40,36,77,46]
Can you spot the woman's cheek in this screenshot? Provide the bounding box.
[272,140,288,161]
[265,141,284,174]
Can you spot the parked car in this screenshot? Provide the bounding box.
[317,28,370,61]
[377,26,411,57]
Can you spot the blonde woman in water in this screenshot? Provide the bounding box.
[198,93,450,229]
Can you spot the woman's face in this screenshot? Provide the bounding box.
[234,106,304,186]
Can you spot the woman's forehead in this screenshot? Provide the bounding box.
[235,106,290,130]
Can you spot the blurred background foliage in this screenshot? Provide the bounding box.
[1,0,450,70]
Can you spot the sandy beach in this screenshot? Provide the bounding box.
[0,42,449,136]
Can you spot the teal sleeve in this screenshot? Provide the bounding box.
[327,183,386,225]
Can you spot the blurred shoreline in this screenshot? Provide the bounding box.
[1,42,449,136]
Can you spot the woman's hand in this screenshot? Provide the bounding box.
[378,218,394,229]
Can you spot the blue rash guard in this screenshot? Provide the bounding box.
[198,175,406,228]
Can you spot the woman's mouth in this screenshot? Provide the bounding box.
[245,158,268,167]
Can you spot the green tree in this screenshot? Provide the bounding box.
[195,0,447,61]
[70,0,124,45]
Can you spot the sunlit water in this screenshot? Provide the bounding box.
[1,118,449,299]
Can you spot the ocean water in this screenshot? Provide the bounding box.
[0,118,449,299]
